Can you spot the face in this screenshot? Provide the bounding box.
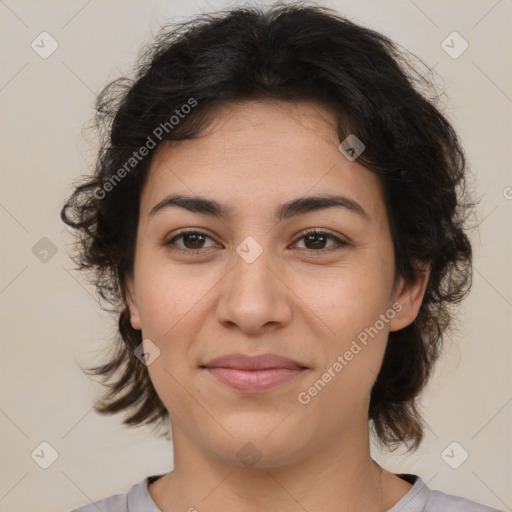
[125,100,427,468]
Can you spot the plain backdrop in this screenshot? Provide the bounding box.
[0,1,511,511]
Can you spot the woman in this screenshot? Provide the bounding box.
[62,3,503,511]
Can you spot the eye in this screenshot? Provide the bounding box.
[291,229,348,253]
[164,230,218,255]
[164,228,348,256]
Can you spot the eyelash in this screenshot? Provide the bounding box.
[164,229,348,256]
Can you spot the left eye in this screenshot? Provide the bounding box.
[164,230,347,254]
[294,230,346,251]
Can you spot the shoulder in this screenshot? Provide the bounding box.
[388,474,505,512]
[70,489,129,512]
[426,488,505,512]
[69,476,162,512]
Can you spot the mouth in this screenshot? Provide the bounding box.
[201,353,309,393]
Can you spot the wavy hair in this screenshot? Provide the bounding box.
[61,2,473,451]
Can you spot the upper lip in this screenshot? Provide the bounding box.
[202,353,307,370]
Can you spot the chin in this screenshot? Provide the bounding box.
[205,427,312,470]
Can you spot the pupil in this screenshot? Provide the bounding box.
[306,234,325,249]
[182,233,327,250]
[185,234,204,249]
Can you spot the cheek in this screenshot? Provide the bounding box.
[292,255,394,390]
[135,252,215,339]
[297,278,391,423]
[297,258,394,337]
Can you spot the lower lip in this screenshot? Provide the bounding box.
[206,367,305,392]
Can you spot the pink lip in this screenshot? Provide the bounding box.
[202,353,308,392]
[206,367,305,392]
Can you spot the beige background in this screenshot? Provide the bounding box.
[0,1,511,511]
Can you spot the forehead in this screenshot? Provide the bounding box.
[139,100,385,224]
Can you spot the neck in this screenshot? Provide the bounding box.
[149,419,409,512]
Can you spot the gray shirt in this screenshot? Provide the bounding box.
[70,473,504,511]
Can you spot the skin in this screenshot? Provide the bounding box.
[125,99,429,512]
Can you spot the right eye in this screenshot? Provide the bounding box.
[164,230,219,255]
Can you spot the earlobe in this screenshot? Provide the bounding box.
[124,276,141,331]
[389,266,430,332]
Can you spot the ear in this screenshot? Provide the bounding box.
[389,265,430,332]
[124,275,141,331]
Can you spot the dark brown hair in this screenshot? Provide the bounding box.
[61,2,473,451]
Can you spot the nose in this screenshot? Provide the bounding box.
[215,241,293,336]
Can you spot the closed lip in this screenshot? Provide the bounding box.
[201,353,308,370]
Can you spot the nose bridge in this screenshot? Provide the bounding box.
[235,236,273,285]
[215,234,291,332]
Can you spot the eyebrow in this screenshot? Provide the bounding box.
[148,192,370,222]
